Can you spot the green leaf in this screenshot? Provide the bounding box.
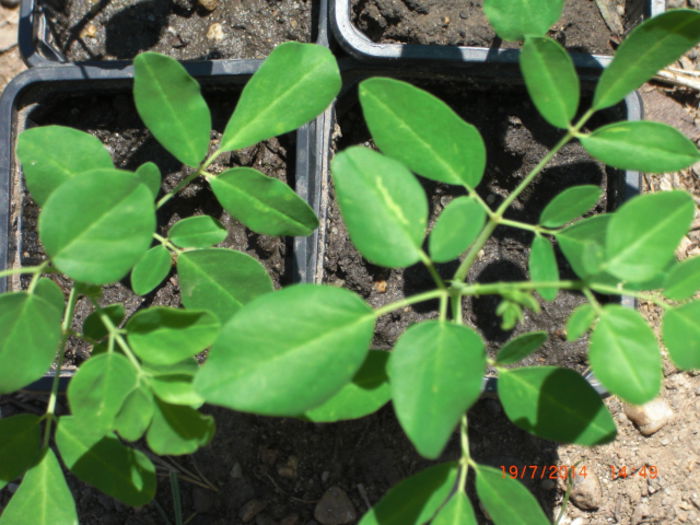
[169,215,227,248]
[331,147,428,268]
[429,196,486,263]
[540,185,602,227]
[496,331,547,365]
[127,307,219,366]
[17,125,113,206]
[0,415,41,489]
[135,162,161,200]
[358,463,458,525]
[605,191,694,282]
[146,399,215,456]
[499,366,616,445]
[32,278,64,314]
[0,449,77,525]
[55,416,156,507]
[483,0,564,41]
[39,168,156,285]
[304,350,391,422]
[177,248,273,323]
[566,303,597,341]
[359,77,486,188]
[83,304,125,342]
[388,320,486,459]
[146,360,204,407]
[67,353,138,433]
[133,52,211,167]
[131,244,172,296]
[529,235,559,301]
[589,305,661,404]
[209,167,318,236]
[115,385,155,442]
[195,284,375,416]
[0,293,62,394]
[663,301,700,370]
[593,10,700,110]
[520,36,579,129]
[557,214,610,279]
[475,465,549,525]
[581,121,700,173]
[220,42,340,151]
[664,257,700,300]
[432,492,478,525]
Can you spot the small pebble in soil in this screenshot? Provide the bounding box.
[240,499,268,523]
[569,471,602,511]
[314,487,357,525]
[80,23,98,39]
[623,398,674,436]
[207,23,225,41]
[197,0,218,10]
[278,455,298,479]
[230,461,243,478]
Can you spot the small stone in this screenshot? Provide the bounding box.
[374,280,388,293]
[623,398,674,436]
[240,500,268,523]
[198,0,217,10]
[207,22,225,41]
[278,455,298,479]
[569,471,602,511]
[230,462,243,478]
[314,487,357,525]
[80,23,98,39]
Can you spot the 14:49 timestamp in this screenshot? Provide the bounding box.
[609,465,659,479]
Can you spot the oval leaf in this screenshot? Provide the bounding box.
[135,162,161,200]
[304,350,391,423]
[540,185,602,227]
[359,77,486,188]
[115,385,155,442]
[664,256,700,301]
[195,284,375,416]
[131,244,172,296]
[220,42,340,151]
[429,196,486,263]
[146,399,214,456]
[32,278,64,314]
[331,147,428,268]
[127,307,219,366]
[594,10,700,110]
[83,304,125,343]
[589,305,661,404]
[605,191,694,282]
[557,214,610,279]
[0,293,62,394]
[358,462,458,525]
[581,121,700,173]
[209,167,318,236]
[17,125,113,206]
[39,169,156,285]
[529,235,559,301]
[388,321,486,459]
[521,36,579,129]
[663,301,700,370]
[499,366,616,445]
[169,215,227,248]
[177,248,273,323]
[496,331,547,365]
[483,0,564,41]
[475,464,550,525]
[0,415,42,488]
[566,303,597,341]
[134,52,211,167]
[432,492,477,525]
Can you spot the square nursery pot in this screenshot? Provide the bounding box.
[0,60,327,391]
[315,59,643,397]
[331,0,665,65]
[18,0,330,67]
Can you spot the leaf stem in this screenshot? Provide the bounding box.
[373,289,446,318]
[453,218,498,282]
[458,415,470,492]
[450,279,582,296]
[498,218,559,236]
[90,299,144,373]
[154,232,184,254]
[419,251,446,290]
[582,287,604,314]
[0,265,46,280]
[27,261,50,294]
[156,170,204,210]
[589,283,672,310]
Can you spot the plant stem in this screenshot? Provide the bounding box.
[419,251,446,290]
[91,300,143,372]
[498,218,559,236]
[154,232,184,254]
[451,279,582,297]
[156,171,203,210]
[42,286,78,448]
[374,289,446,318]
[590,283,672,310]
[27,261,50,294]
[453,219,498,282]
[582,287,604,314]
[458,415,470,492]
[0,265,46,279]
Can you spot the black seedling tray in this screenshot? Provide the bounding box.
[0,60,326,391]
[19,0,331,67]
[330,0,665,65]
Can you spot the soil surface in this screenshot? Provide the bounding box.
[41,0,314,61]
[351,0,626,54]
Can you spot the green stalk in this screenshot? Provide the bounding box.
[0,265,46,280]
[156,171,203,209]
[451,279,582,297]
[458,415,470,492]
[374,289,447,318]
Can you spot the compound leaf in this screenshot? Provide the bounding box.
[115,384,155,442]
[483,0,564,41]
[663,301,700,370]
[664,256,700,300]
[529,235,559,301]
[359,77,486,188]
[209,167,318,236]
[131,245,172,296]
[331,147,428,268]
[475,465,549,525]
[146,399,214,456]
[566,303,597,341]
[0,415,42,489]
[133,52,211,167]
[589,305,661,404]
[195,284,375,416]
[540,185,602,227]
[388,321,486,459]
[168,215,227,248]
[429,196,486,263]
[496,331,547,365]
[432,492,477,525]
[135,162,161,200]
[557,214,610,279]
[83,304,125,342]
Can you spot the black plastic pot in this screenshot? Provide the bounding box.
[19,0,330,67]
[331,0,665,65]
[0,60,325,391]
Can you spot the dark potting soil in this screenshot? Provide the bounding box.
[351,0,625,55]
[40,0,314,61]
[10,82,293,368]
[324,75,626,371]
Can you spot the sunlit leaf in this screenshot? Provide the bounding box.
[663,301,700,370]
